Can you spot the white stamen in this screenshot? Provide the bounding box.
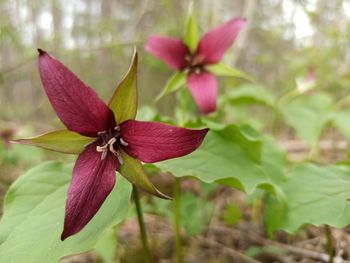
[107,137,117,145]
[97,130,107,135]
[114,126,120,131]
[116,151,123,165]
[109,143,118,155]
[96,144,108,152]
[101,151,107,160]
[120,137,128,146]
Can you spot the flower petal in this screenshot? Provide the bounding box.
[119,150,171,199]
[145,36,189,70]
[187,72,217,114]
[38,49,115,137]
[13,129,94,154]
[120,120,208,163]
[61,141,119,240]
[108,49,138,124]
[197,18,246,64]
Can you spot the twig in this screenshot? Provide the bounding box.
[281,140,348,153]
[209,226,350,263]
[197,236,261,263]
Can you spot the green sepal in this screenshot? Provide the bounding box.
[108,48,138,124]
[119,150,172,200]
[183,2,199,53]
[155,71,186,102]
[207,63,252,81]
[13,129,94,154]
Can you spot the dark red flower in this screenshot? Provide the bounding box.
[15,49,208,240]
[145,18,246,113]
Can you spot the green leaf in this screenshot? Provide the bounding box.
[207,63,252,81]
[94,227,118,263]
[329,111,350,140]
[280,93,333,148]
[223,84,276,108]
[265,163,350,233]
[13,129,94,154]
[156,124,280,194]
[119,150,171,200]
[180,192,214,236]
[183,3,199,53]
[108,49,138,124]
[155,71,186,101]
[149,192,214,236]
[0,161,132,263]
[221,203,242,227]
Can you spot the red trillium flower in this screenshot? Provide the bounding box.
[145,17,246,114]
[15,49,208,240]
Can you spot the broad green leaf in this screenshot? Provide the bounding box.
[183,3,199,52]
[265,163,350,234]
[261,136,288,185]
[94,228,118,263]
[149,192,214,236]
[179,192,214,236]
[223,84,276,108]
[109,49,138,123]
[155,71,186,101]
[207,63,252,81]
[329,111,350,140]
[119,150,171,200]
[13,129,93,154]
[0,161,132,263]
[280,93,333,148]
[156,124,280,194]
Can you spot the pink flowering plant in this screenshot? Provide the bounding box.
[145,10,247,114]
[14,49,208,240]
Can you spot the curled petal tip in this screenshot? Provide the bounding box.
[37,48,46,55]
[60,232,68,241]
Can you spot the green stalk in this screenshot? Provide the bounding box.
[174,177,183,263]
[133,186,152,263]
[325,225,334,263]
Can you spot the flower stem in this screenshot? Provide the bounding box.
[174,177,183,263]
[133,186,152,263]
[325,225,334,263]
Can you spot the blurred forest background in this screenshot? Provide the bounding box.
[1,0,349,127]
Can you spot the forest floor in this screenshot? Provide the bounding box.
[3,137,350,263]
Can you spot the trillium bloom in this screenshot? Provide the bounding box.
[145,17,246,113]
[296,67,316,93]
[15,49,208,240]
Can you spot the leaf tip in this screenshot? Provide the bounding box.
[155,188,172,200]
[10,139,26,145]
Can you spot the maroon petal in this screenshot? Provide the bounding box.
[120,120,208,163]
[38,49,115,137]
[196,18,246,64]
[145,36,189,70]
[187,72,217,114]
[61,141,119,240]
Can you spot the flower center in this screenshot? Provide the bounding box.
[95,126,128,163]
[184,53,206,75]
